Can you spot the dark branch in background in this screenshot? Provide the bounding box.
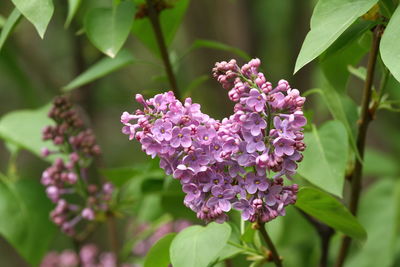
[297,209,334,267]
[145,0,181,100]
[258,222,283,267]
[335,24,384,267]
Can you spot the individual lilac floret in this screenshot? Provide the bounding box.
[233,199,255,220]
[245,173,269,194]
[170,127,192,148]
[243,113,267,136]
[121,58,306,224]
[207,186,235,212]
[151,119,172,141]
[245,88,266,112]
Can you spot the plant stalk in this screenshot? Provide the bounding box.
[107,215,120,267]
[298,209,334,267]
[335,24,384,267]
[258,222,283,267]
[145,0,181,99]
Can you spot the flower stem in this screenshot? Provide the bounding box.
[258,222,283,267]
[107,214,120,267]
[145,0,181,100]
[335,24,384,267]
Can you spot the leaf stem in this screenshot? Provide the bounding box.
[145,0,181,100]
[257,222,283,267]
[335,24,384,267]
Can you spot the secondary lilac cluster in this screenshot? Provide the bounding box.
[41,96,113,235]
[133,219,191,256]
[41,244,132,267]
[121,58,306,223]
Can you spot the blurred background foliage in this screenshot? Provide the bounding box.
[0,0,399,266]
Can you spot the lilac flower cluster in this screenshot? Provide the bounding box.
[41,244,132,267]
[42,96,113,235]
[121,58,306,223]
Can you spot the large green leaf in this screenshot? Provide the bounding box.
[0,178,57,265]
[85,1,136,57]
[320,82,360,160]
[347,179,400,266]
[144,233,176,267]
[62,50,135,91]
[297,121,348,197]
[320,20,372,93]
[132,0,189,56]
[295,187,367,240]
[11,0,54,38]
[170,222,231,267]
[65,0,82,28]
[0,104,56,161]
[381,5,400,83]
[0,9,22,52]
[294,0,378,73]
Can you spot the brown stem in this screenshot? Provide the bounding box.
[145,0,181,99]
[298,209,334,267]
[107,215,120,267]
[258,222,283,267]
[335,24,384,267]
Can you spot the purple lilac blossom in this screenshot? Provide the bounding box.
[121,58,306,223]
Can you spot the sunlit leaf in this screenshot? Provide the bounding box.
[0,9,22,52]
[380,5,400,83]
[298,121,348,197]
[11,0,54,38]
[0,104,56,161]
[170,222,231,267]
[62,50,135,91]
[294,0,378,73]
[295,187,367,240]
[85,1,136,57]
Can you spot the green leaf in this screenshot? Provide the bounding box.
[0,9,22,52]
[347,179,400,266]
[348,65,367,81]
[320,21,371,93]
[381,5,400,83]
[184,39,251,61]
[62,50,135,91]
[65,0,82,28]
[183,75,209,97]
[295,187,367,240]
[170,222,231,267]
[298,121,348,197]
[320,82,360,160]
[0,104,56,161]
[294,0,378,73]
[11,0,54,38]
[132,0,189,56]
[364,148,400,177]
[144,233,176,267]
[0,178,57,265]
[216,222,242,261]
[84,1,136,57]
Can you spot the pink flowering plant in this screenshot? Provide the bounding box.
[1,1,400,267]
[121,58,305,225]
